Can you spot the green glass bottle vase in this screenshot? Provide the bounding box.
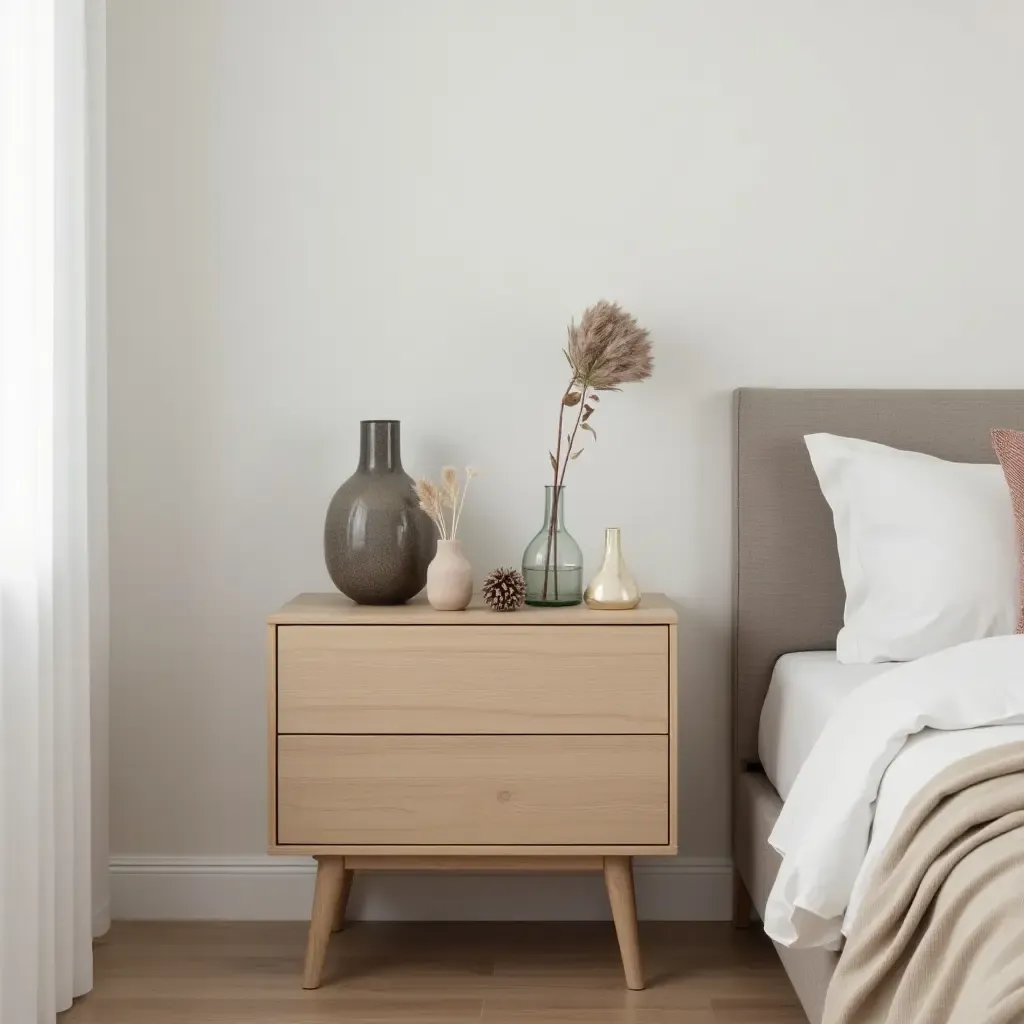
[521,485,583,606]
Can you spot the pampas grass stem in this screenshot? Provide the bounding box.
[414,467,478,541]
[451,467,477,537]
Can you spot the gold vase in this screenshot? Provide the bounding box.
[584,527,641,610]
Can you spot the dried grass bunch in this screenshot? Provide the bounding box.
[542,301,652,599]
[413,466,478,540]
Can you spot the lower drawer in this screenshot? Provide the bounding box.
[277,735,668,847]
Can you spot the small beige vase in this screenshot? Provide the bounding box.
[584,528,641,610]
[426,539,473,611]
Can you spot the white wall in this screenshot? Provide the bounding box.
[107,0,1024,917]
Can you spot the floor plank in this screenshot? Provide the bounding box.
[61,921,807,1024]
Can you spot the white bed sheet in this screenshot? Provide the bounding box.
[758,652,897,800]
[844,721,1024,937]
[764,634,1024,950]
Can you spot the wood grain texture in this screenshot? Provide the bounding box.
[343,855,603,871]
[272,841,680,857]
[266,624,277,850]
[303,857,346,988]
[277,625,669,735]
[604,857,643,990]
[270,592,678,625]
[668,622,678,853]
[277,735,669,848]
[330,866,354,933]
[63,921,807,1023]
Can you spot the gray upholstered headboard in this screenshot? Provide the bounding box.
[733,388,1024,766]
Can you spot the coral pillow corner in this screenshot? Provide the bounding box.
[991,427,1024,634]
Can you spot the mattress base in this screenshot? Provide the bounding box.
[735,769,837,1024]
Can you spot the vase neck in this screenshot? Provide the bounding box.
[543,485,567,529]
[358,420,402,472]
[602,527,622,563]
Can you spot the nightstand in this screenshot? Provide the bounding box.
[267,593,678,990]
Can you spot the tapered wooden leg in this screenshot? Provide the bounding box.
[732,866,752,929]
[603,856,643,990]
[302,856,345,989]
[330,867,354,933]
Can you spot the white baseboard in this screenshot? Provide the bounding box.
[110,855,733,922]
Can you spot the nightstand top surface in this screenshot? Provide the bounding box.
[270,592,677,625]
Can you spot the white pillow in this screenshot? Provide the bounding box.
[804,433,1018,664]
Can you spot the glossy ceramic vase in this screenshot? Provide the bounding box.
[426,539,473,611]
[521,485,583,607]
[323,420,436,604]
[584,527,641,610]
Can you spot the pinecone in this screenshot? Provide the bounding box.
[482,567,526,612]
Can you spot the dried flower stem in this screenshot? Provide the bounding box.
[414,467,478,542]
[542,381,591,600]
[452,467,477,537]
[414,479,448,539]
[542,381,575,600]
[557,383,589,496]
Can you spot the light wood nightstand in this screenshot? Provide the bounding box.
[267,593,678,990]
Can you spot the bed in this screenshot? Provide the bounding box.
[731,388,1024,1024]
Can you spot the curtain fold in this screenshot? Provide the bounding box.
[0,0,108,1019]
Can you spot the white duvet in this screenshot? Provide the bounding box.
[765,633,1024,950]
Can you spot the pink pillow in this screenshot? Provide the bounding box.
[992,428,1024,633]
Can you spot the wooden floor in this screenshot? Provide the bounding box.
[61,921,806,1023]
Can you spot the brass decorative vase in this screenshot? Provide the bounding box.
[584,527,641,610]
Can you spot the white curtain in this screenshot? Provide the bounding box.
[0,0,108,1020]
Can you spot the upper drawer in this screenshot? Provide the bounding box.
[276,624,668,734]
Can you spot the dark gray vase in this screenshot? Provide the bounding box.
[324,421,436,604]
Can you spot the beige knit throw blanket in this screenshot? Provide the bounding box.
[823,741,1024,1024]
